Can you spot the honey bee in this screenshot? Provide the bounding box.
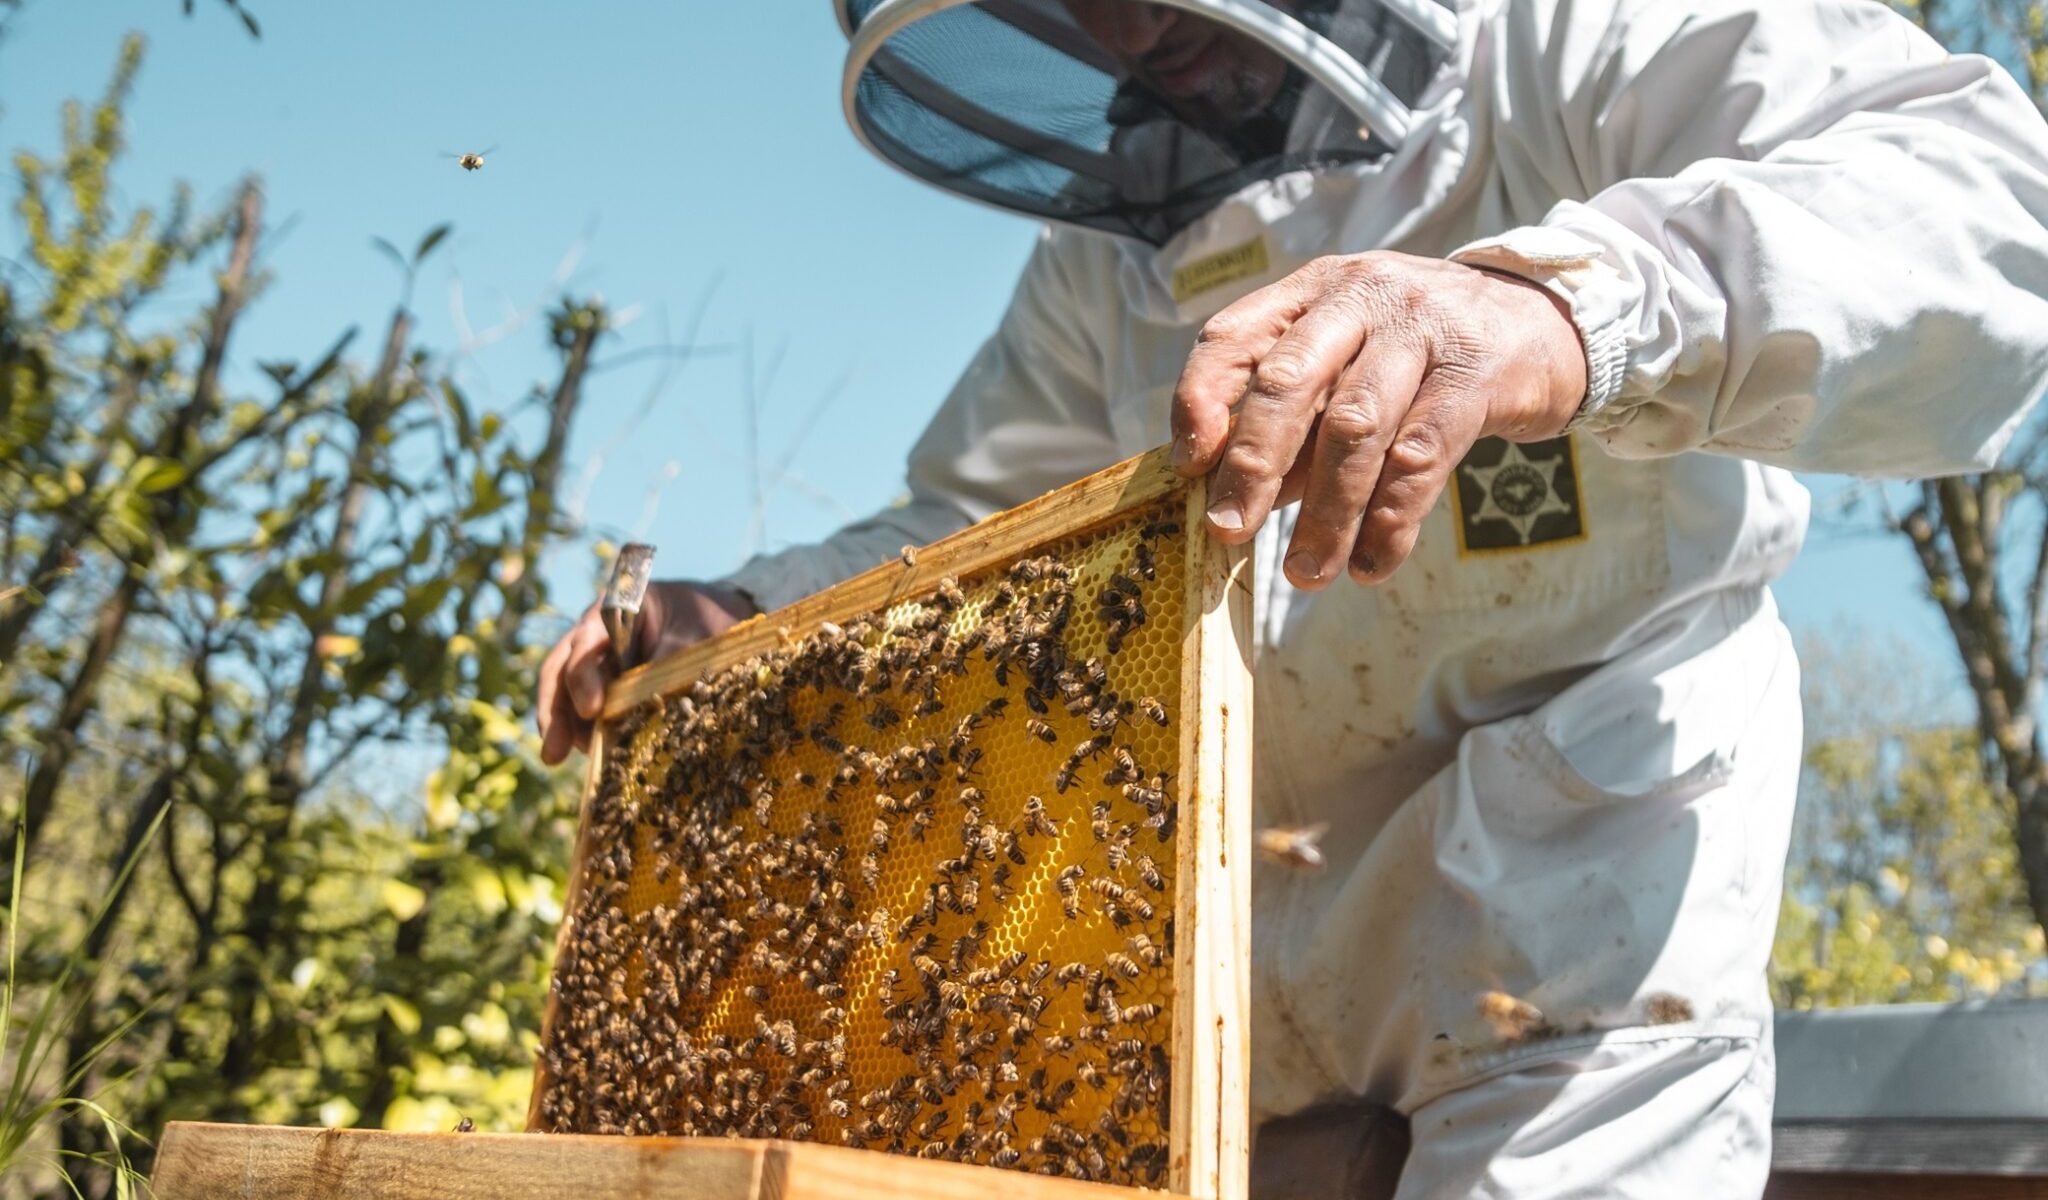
[1478,990,1548,1041]
[1073,734,1112,764]
[1119,1002,1160,1025]
[1137,696,1168,726]
[1054,760,1079,794]
[1135,854,1165,891]
[916,1109,950,1140]
[1140,517,1181,541]
[899,544,919,568]
[1099,587,1139,615]
[934,576,965,608]
[1133,541,1156,581]
[454,1115,476,1132]
[448,146,498,171]
[1091,800,1113,843]
[1022,795,1058,838]
[1104,951,1142,980]
[1056,865,1085,918]
[1124,777,1169,810]
[1256,822,1330,870]
[1023,686,1050,715]
[1009,557,1049,584]
[991,1147,1022,1168]
[1025,718,1057,743]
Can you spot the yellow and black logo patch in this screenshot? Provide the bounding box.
[1450,435,1586,555]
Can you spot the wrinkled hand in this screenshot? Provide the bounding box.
[1169,251,1588,589]
[537,580,757,764]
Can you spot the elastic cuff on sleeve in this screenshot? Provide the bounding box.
[1576,316,1630,422]
[1448,226,1634,423]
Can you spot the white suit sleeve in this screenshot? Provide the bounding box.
[1449,0,2048,476]
[721,229,1120,613]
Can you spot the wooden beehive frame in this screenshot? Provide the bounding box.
[529,447,1252,1200]
[152,1123,1188,1200]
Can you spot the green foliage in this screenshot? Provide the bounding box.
[0,809,163,1199]
[0,37,613,1196]
[1769,636,2048,1008]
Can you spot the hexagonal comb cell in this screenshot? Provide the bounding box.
[535,488,1221,1190]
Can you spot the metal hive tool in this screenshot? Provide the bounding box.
[530,450,1253,1199]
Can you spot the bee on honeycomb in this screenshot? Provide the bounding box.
[537,501,1191,1186]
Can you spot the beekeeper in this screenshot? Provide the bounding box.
[538,1,2048,1194]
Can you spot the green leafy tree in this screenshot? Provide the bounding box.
[1771,633,2047,1007]
[0,36,648,1196]
[1858,0,2048,940]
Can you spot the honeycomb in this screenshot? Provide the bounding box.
[536,499,1191,1187]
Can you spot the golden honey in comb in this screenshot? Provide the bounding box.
[537,500,1188,1187]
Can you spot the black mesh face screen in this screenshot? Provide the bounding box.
[843,0,1452,245]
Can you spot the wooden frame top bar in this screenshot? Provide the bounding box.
[604,447,1183,720]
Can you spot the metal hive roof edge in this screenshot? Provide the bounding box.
[1774,1001,2048,1122]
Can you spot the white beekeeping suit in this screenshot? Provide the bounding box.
[726,1,2048,1195]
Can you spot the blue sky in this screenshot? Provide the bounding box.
[1,1,1956,676]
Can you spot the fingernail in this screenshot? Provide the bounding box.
[1285,550,1325,584]
[1349,553,1376,582]
[1207,498,1244,532]
[1171,435,1193,470]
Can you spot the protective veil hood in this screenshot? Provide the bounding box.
[838,0,1457,245]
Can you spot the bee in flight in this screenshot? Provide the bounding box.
[445,146,499,172]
